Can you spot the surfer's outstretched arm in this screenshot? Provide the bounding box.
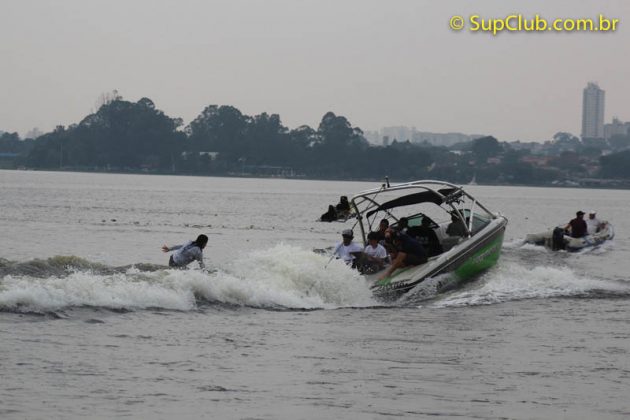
[162,244,183,253]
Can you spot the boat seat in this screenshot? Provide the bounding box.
[441,236,462,252]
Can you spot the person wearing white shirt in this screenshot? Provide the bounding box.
[364,232,388,260]
[586,210,602,235]
[162,234,208,269]
[361,231,389,273]
[333,229,363,266]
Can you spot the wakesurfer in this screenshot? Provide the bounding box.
[162,234,208,269]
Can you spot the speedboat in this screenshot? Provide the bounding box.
[525,223,614,252]
[348,180,508,301]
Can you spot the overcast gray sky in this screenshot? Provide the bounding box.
[2,0,629,141]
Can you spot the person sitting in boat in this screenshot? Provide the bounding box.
[360,231,389,272]
[586,210,603,235]
[565,210,587,238]
[395,217,409,234]
[374,218,389,242]
[446,213,467,237]
[320,205,338,222]
[335,196,351,218]
[333,229,364,266]
[378,231,428,281]
[162,234,208,269]
[408,217,443,257]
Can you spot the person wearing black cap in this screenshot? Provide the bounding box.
[565,211,587,238]
[162,234,208,268]
[332,229,363,265]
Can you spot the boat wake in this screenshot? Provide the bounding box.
[2,244,625,314]
[432,261,630,308]
[0,245,377,314]
[0,255,165,278]
[503,239,545,251]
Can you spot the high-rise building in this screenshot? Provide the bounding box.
[604,117,629,140]
[581,82,605,140]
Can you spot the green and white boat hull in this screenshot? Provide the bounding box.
[368,216,507,301]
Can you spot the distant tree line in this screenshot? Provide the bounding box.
[1,97,442,180]
[2,96,630,184]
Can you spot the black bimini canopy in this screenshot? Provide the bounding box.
[365,188,457,218]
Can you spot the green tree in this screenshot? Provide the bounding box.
[27,98,185,170]
[471,136,502,159]
[187,105,249,161]
[0,132,34,154]
[316,112,366,150]
[600,150,630,178]
[608,134,630,151]
[244,113,290,165]
[309,112,368,176]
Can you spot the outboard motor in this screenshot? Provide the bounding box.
[551,227,566,251]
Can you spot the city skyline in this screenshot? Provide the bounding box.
[369,79,628,145]
[2,1,629,142]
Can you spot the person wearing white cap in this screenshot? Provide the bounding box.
[586,210,602,235]
[332,229,363,265]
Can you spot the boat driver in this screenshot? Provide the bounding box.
[446,213,467,237]
[565,210,587,238]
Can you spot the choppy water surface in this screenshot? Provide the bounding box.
[1,170,629,419]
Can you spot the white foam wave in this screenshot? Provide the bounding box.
[433,262,627,308]
[502,238,527,249]
[503,239,555,253]
[0,245,376,312]
[515,243,551,252]
[0,270,197,312]
[194,244,375,309]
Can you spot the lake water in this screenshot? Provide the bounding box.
[1,170,629,419]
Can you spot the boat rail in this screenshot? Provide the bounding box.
[349,179,497,245]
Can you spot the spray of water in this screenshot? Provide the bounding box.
[433,261,628,308]
[0,245,376,313]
